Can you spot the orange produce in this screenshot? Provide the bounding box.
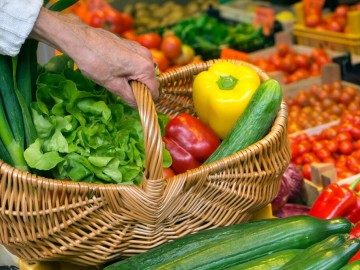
[150,49,169,72]
[160,35,182,60]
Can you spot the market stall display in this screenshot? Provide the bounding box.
[2,0,360,269]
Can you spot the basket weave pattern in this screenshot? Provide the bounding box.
[0,59,291,266]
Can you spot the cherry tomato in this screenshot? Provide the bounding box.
[335,132,352,143]
[339,140,354,155]
[320,127,338,140]
[301,152,320,164]
[354,140,360,150]
[163,167,176,178]
[315,148,332,161]
[276,43,290,57]
[302,164,312,180]
[326,140,339,153]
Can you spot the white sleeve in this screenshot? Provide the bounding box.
[0,0,43,56]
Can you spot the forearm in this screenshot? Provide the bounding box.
[29,8,86,58]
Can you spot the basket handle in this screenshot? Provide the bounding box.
[130,81,164,193]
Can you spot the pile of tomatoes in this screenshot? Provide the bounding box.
[123,31,199,73]
[287,81,360,133]
[70,0,133,35]
[304,3,360,33]
[250,45,332,84]
[290,111,360,180]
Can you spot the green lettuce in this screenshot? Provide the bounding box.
[24,55,171,185]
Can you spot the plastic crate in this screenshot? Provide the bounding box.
[293,2,360,55]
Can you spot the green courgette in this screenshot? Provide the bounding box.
[105,216,352,270]
[286,233,348,263]
[279,239,360,270]
[227,249,302,270]
[205,79,282,164]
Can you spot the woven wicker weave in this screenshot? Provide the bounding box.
[0,59,290,266]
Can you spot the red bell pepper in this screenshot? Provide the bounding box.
[342,178,360,224]
[309,183,357,219]
[163,113,221,174]
[349,222,360,262]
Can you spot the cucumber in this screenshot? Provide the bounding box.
[104,216,352,270]
[204,78,282,164]
[227,249,302,270]
[279,239,360,270]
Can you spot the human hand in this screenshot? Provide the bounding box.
[30,9,159,107]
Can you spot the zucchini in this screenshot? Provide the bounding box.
[279,239,360,270]
[286,233,348,264]
[205,79,282,164]
[105,216,352,270]
[227,249,302,270]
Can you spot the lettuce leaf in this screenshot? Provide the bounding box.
[24,55,171,185]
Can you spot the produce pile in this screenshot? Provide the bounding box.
[287,81,359,133]
[104,215,360,269]
[249,45,332,84]
[304,2,360,33]
[290,111,360,180]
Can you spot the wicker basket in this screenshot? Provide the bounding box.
[0,59,290,266]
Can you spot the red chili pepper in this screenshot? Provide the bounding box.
[308,183,357,219]
[163,113,221,174]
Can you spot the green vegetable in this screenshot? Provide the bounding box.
[168,14,272,60]
[24,55,171,184]
[279,239,360,270]
[287,233,348,263]
[105,216,352,270]
[227,249,302,270]
[205,79,282,164]
[0,0,79,171]
[0,55,28,171]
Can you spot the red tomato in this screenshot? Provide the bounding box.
[161,35,182,60]
[294,54,310,69]
[276,44,290,57]
[322,157,336,164]
[315,148,332,161]
[335,132,353,143]
[103,8,125,34]
[281,55,297,73]
[163,167,176,178]
[302,164,312,180]
[301,152,320,164]
[320,127,338,140]
[312,141,325,152]
[354,140,360,150]
[136,33,162,49]
[326,140,339,153]
[88,9,105,28]
[305,11,322,27]
[334,5,351,18]
[121,13,133,31]
[339,140,354,155]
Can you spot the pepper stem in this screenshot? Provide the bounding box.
[216,75,238,90]
[349,177,360,191]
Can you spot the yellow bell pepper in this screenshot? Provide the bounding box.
[192,62,261,139]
